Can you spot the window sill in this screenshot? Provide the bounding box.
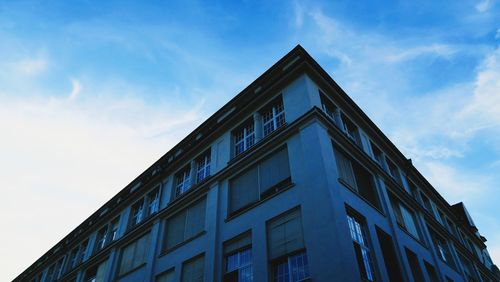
[225,182,295,222]
[159,231,207,257]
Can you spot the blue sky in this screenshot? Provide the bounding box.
[1,0,499,280]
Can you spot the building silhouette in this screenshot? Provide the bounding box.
[16,45,500,282]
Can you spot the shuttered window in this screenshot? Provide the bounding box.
[230,167,259,214]
[156,269,175,282]
[118,232,151,276]
[164,198,206,250]
[182,255,205,282]
[229,147,291,214]
[333,146,381,209]
[267,208,304,260]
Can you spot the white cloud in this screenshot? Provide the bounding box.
[383,44,456,63]
[476,0,493,12]
[417,161,492,202]
[68,79,82,101]
[0,86,206,280]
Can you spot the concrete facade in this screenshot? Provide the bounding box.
[16,46,499,282]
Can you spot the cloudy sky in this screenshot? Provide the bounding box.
[1,0,499,280]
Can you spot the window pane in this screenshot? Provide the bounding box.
[267,209,304,260]
[182,255,204,282]
[157,270,175,282]
[229,166,259,213]
[185,199,206,239]
[259,148,290,195]
[165,211,187,250]
[119,233,150,276]
[224,232,252,255]
[333,148,356,188]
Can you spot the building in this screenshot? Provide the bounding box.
[15,45,500,282]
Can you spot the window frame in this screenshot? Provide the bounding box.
[261,96,285,137]
[233,118,256,157]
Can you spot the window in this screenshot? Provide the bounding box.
[175,165,192,197]
[273,251,310,282]
[110,217,120,241]
[147,187,160,216]
[419,192,433,213]
[405,248,425,282]
[459,255,479,282]
[223,232,253,282]
[79,240,89,263]
[68,247,80,270]
[45,259,63,282]
[423,261,439,282]
[130,199,145,227]
[340,113,361,145]
[84,259,108,282]
[262,97,285,137]
[164,198,206,251]
[130,187,160,229]
[385,158,402,186]
[229,147,291,214]
[346,211,375,281]
[320,91,337,122]
[196,150,211,183]
[95,225,109,253]
[430,230,455,268]
[407,180,420,201]
[182,255,205,282]
[370,141,384,167]
[234,119,255,156]
[376,227,404,282]
[333,146,381,209]
[157,269,175,282]
[389,194,420,240]
[267,208,310,282]
[118,232,151,276]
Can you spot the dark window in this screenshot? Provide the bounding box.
[79,240,89,263]
[405,248,425,282]
[182,255,205,282]
[385,158,402,186]
[320,91,337,122]
[156,269,175,282]
[389,193,420,240]
[333,146,381,209]
[419,192,433,213]
[118,233,150,276]
[430,229,455,268]
[340,113,361,146]
[262,97,285,137]
[223,232,253,282]
[229,147,291,214]
[164,198,206,251]
[84,259,108,282]
[424,261,439,282]
[346,211,375,281]
[376,227,404,282]
[459,254,479,282]
[370,141,384,167]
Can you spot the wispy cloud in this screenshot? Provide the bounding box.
[475,0,493,13]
